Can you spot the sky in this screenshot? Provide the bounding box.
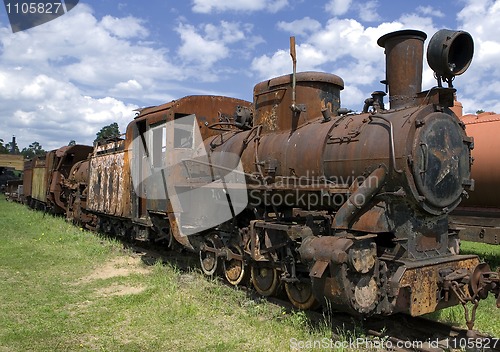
[1,0,500,151]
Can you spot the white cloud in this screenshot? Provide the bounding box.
[277,17,322,37]
[112,80,144,94]
[268,0,289,13]
[192,0,288,13]
[325,0,381,23]
[358,1,381,22]
[100,15,149,39]
[0,4,265,150]
[175,20,262,81]
[453,0,500,111]
[0,70,137,150]
[416,5,445,18]
[325,0,352,16]
[397,13,435,32]
[204,21,247,44]
[0,4,269,150]
[251,49,291,80]
[0,4,180,150]
[20,75,58,100]
[176,23,229,67]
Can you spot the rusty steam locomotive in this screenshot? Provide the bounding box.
[17,29,499,333]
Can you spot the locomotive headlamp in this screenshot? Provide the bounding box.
[427,29,474,87]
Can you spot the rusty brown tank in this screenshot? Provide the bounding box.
[449,104,500,245]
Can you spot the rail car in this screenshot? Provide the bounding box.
[449,106,500,245]
[14,28,500,335]
[22,144,93,212]
[64,96,252,238]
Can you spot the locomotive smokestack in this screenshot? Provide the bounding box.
[377,30,427,110]
[10,136,16,154]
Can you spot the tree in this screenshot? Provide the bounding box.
[0,139,8,154]
[476,109,485,114]
[68,140,76,146]
[5,141,19,154]
[94,122,121,143]
[21,141,45,159]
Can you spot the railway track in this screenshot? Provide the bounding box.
[126,240,500,352]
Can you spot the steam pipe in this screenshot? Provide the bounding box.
[332,166,387,230]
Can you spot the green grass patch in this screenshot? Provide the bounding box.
[460,241,500,270]
[1,195,499,351]
[425,241,500,337]
[0,197,337,351]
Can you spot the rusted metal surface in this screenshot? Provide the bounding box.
[200,29,497,324]
[65,160,94,226]
[450,209,500,245]
[253,71,344,132]
[377,30,427,109]
[135,95,252,141]
[306,239,380,315]
[395,256,480,316]
[45,145,93,213]
[332,166,387,229]
[87,139,130,218]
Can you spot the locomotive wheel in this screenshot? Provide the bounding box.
[251,264,279,296]
[223,244,248,286]
[285,280,318,310]
[199,237,219,276]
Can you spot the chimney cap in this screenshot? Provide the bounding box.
[377,29,427,48]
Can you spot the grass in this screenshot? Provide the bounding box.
[1,195,499,351]
[425,240,500,337]
[460,240,500,270]
[0,197,339,352]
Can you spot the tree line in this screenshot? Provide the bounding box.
[0,122,121,159]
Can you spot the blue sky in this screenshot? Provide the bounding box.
[1,0,499,150]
